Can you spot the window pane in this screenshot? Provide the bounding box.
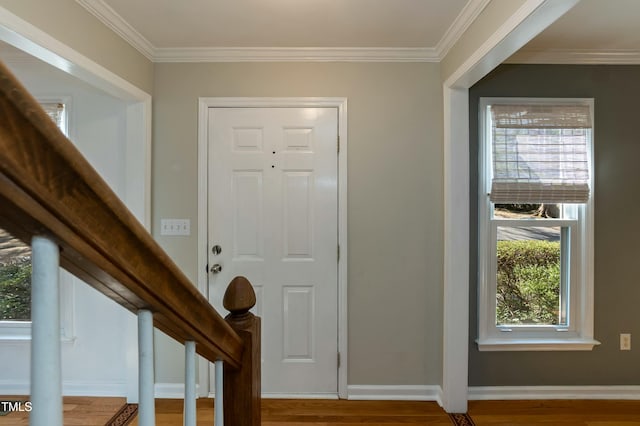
[496,225,566,326]
[494,203,563,219]
[41,102,66,133]
[0,228,31,321]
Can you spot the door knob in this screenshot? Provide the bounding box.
[211,264,222,274]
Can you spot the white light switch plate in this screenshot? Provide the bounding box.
[160,219,190,236]
[620,333,631,351]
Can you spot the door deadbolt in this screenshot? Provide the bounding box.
[212,245,222,255]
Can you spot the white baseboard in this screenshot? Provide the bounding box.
[206,391,339,399]
[262,393,339,399]
[0,381,28,395]
[154,383,201,399]
[62,381,127,396]
[347,385,443,403]
[9,381,636,402]
[0,380,126,397]
[469,385,640,400]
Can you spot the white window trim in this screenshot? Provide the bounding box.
[0,270,76,343]
[477,97,598,351]
[0,96,76,343]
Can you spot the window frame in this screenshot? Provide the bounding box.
[0,96,75,343]
[477,97,598,351]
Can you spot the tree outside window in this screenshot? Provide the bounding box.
[0,102,65,322]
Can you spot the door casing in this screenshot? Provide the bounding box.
[197,97,348,398]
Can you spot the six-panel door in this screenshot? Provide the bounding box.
[208,107,338,395]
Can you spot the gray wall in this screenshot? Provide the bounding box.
[469,64,640,386]
[152,62,444,386]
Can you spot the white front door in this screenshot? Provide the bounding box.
[208,107,338,395]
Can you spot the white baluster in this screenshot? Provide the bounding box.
[184,341,196,426]
[30,235,62,426]
[138,309,155,426]
[214,360,224,426]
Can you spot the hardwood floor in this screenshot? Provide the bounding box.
[2,397,640,425]
[131,399,452,426]
[0,396,126,425]
[468,400,640,425]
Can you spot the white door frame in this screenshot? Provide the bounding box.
[0,7,152,402]
[197,97,348,398]
[441,0,579,413]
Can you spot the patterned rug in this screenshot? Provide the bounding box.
[449,412,476,426]
[105,403,138,426]
[0,400,27,416]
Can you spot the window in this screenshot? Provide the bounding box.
[0,99,74,341]
[477,98,598,351]
[40,102,67,134]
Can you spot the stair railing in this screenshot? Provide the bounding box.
[0,61,260,426]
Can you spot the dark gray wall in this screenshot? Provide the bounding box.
[469,64,640,386]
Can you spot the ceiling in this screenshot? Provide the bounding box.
[509,0,640,64]
[75,0,483,61]
[75,0,640,63]
[100,0,467,49]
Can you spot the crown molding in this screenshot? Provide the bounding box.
[507,48,640,64]
[74,0,457,62]
[75,0,154,60]
[436,0,491,59]
[153,46,439,63]
[77,0,640,65]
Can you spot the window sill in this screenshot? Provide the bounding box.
[0,321,75,344]
[0,335,77,344]
[477,337,600,352]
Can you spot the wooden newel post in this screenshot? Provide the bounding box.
[223,276,261,426]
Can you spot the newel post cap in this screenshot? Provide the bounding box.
[223,276,256,314]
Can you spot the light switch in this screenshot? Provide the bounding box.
[160,219,190,236]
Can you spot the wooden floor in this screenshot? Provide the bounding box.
[2,397,640,425]
[468,400,640,425]
[130,399,452,426]
[0,396,126,425]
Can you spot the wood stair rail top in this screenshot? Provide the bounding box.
[0,61,243,368]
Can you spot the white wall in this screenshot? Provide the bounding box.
[0,49,136,396]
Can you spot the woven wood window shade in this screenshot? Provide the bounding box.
[40,102,65,130]
[490,103,591,204]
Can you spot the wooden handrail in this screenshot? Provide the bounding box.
[0,61,243,368]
